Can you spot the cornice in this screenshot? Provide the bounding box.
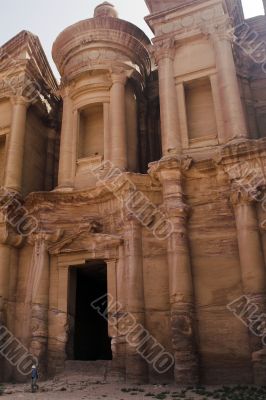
[47,231,123,256]
[148,155,193,178]
[25,173,161,211]
[145,0,226,35]
[61,77,112,103]
[145,0,219,16]
[146,140,266,179]
[215,138,266,165]
[53,18,150,55]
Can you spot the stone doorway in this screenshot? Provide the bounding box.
[67,261,112,361]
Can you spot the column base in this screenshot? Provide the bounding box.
[47,352,66,376]
[252,349,266,385]
[125,353,148,384]
[30,304,48,376]
[162,148,182,158]
[171,308,199,385]
[30,339,47,376]
[107,337,126,383]
[174,351,199,385]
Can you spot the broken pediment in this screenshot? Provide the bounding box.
[0,30,58,94]
[48,229,123,255]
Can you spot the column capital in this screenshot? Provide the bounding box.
[230,185,259,207]
[151,37,176,64]
[0,219,24,248]
[149,155,193,182]
[123,211,142,227]
[59,78,76,96]
[28,229,63,250]
[149,157,191,220]
[111,70,127,85]
[60,86,73,100]
[200,16,234,43]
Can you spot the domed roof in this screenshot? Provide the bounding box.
[94,2,118,18]
[52,2,151,81]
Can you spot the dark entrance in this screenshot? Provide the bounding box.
[69,262,112,361]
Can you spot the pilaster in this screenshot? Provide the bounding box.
[202,17,248,142]
[230,185,266,384]
[123,213,148,383]
[4,96,31,193]
[152,38,181,156]
[149,156,199,385]
[57,87,75,189]
[110,71,128,170]
[28,230,61,375]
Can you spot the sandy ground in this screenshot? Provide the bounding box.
[1,381,266,400]
[1,382,199,400]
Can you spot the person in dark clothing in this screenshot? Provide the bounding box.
[31,365,39,393]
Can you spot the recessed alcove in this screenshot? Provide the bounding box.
[184,77,217,142]
[78,103,104,160]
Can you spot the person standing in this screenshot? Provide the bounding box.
[31,365,39,393]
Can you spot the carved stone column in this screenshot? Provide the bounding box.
[104,102,111,162]
[4,96,30,193]
[110,245,127,382]
[28,234,50,374]
[58,88,75,189]
[150,158,198,385]
[231,186,266,384]
[207,20,248,141]
[0,229,11,384]
[110,72,127,170]
[0,245,10,325]
[0,220,23,324]
[28,231,60,375]
[123,215,148,383]
[0,219,23,381]
[153,39,181,156]
[106,259,119,379]
[47,264,69,376]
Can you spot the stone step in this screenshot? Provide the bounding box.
[61,360,112,382]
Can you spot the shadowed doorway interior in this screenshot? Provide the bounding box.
[68,261,112,361]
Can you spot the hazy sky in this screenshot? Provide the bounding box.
[242,0,264,17]
[0,0,265,78]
